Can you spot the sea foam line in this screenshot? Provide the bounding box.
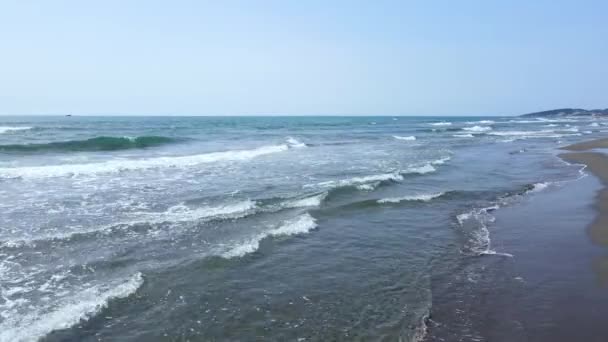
[0,144,289,179]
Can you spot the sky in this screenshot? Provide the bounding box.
[0,0,607,116]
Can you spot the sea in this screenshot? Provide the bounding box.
[0,115,606,341]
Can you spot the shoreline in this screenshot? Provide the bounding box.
[559,138,608,248]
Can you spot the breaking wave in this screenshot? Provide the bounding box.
[0,126,32,134]
[0,136,179,153]
[462,126,492,132]
[222,213,318,258]
[377,192,445,204]
[0,144,290,179]
[0,272,144,342]
[393,135,416,141]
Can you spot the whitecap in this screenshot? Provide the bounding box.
[378,192,444,204]
[462,126,492,132]
[286,137,307,148]
[393,135,416,141]
[222,213,317,258]
[453,134,474,138]
[527,182,551,193]
[430,122,451,126]
[405,164,436,174]
[589,122,600,127]
[0,126,32,134]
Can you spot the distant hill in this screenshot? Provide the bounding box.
[521,108,608,117]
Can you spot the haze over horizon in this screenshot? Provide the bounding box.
[1,0,607,116]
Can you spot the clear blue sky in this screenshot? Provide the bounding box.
[1,0,606,116]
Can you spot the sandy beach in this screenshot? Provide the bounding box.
[560,138,608,247]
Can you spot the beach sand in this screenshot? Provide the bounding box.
[559,139,608,248]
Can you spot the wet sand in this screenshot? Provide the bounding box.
[559,137,608,152]
[559,139,608,248]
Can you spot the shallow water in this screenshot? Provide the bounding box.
[0,115,604,341]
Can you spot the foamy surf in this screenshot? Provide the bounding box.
[453,134,474,138]
[430,122,452,126]
[0,144,289,179]
[0,272,143,342]
[222,213,318,258]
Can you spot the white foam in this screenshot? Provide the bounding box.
[0,272,143,342]
[378,192,444,204]
[222,213,317,258]
[0,144,289,179]
[134,200,257,225]
[431,156,451,165]
[283,193,327,208]
[457,205,502,255]
[355,183,378,191]
[589,122,600,127]
[286,137,307,148]
[406,164,436,174]
[463,126,492,132]
[527,182,550,193]
[453,134,474,138]
[0,126,32,134]
[393,135,416,141]
[430,122,452,126]
[311,173,404,189]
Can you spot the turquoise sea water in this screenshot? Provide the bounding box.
[0,115,603,341]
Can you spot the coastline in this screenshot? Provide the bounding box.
[559,138,608,248]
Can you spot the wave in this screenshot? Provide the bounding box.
[453,134,474,138]
[589,122,600,127]
[312,173,405,190]
[456,181,552,256]
[377,192,445,204]
[132,200,257,225]
[430,122,452,126]
[0,126,32,134]
[465,120,494,125]
[286,137,307,148]
[282,193,327,208]
[462,126,492,132]
[525,182,551,194]
[0,136,179,153]
[222,213,317,258]
[393,135,416,141]
[0,144,289,179]
[0,272,143,342]
[305,162,440,191]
